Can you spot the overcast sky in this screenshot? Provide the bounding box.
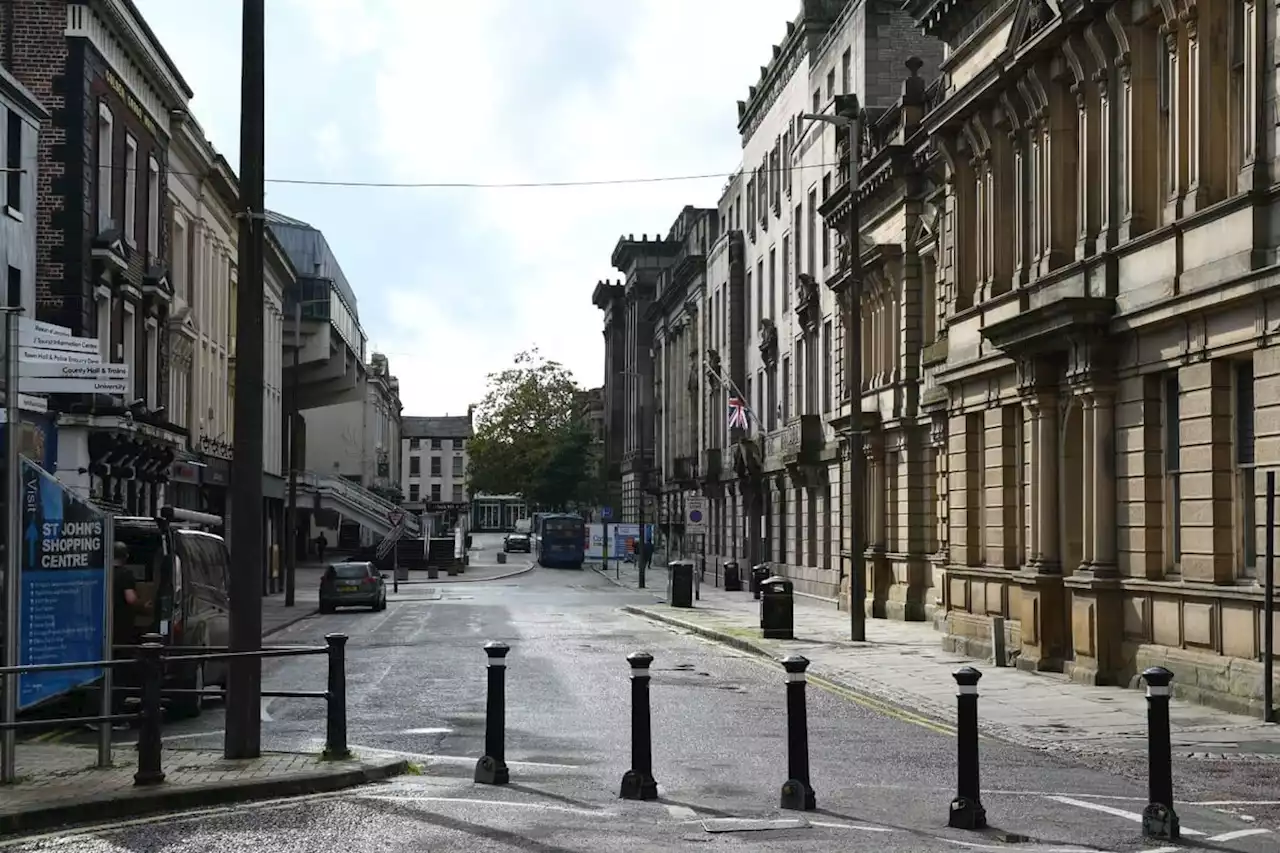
[134,0,793,415]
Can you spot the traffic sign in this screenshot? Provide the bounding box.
[388,509,405,527]
[685,497,707,534]
[600,506,612,521]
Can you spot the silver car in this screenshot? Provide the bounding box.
[319,561,387,612]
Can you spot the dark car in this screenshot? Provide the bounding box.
[503,532,531,553]
[320,561,387,613]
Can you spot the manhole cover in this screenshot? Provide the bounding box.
[701,818,810,833]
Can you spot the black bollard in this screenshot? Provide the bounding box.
[619,652,658,800]
[779,655,816,811]
[324,633,350,760]
[133,634,165,786]
[474,641,510,784]
[948,666,986,829]
[1140,666,1179,840]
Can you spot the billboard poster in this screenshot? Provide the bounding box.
[18,457,108,710]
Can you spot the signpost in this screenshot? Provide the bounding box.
[378,509,407,592]
[600,507,612,577]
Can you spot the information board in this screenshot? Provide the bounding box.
[18,457,108,710]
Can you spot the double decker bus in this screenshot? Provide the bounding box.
[535,513,585,569]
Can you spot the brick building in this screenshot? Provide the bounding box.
[2,0,192,512]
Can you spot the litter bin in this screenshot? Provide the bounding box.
[669,560,694,608]
[750,564,771,600]
[723,560,742,592]
[759,575,794,639]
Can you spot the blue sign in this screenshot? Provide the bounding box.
[18,457,108,710]
[600,506,612,521]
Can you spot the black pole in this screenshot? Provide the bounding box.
[133,634,165,786]
[474,641,510,785]
[1266,471,1275,724]
[226,0,266,760]
[285,301,300,608]
[392,541,399,595]
[638,405,646,590]
[323,633,349,759]
[1140,666,1179,840]
[619,651,657,800]
[779,655,815,811]
[948,666,986,829]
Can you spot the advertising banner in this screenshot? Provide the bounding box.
[18,457,109,710]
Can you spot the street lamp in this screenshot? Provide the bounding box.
[801,95,866,642]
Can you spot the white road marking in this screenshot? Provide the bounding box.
[161,729,225,742]
[398,727,453,735]
[355,793,609,816]
[943,842,1103,852]
[807,820,894,833]
[344,743,582,769]
[666,805,697,820]
[1207,828,1272,842]
[1045,796,1205,836]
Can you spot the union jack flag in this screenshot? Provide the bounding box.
[727,396,751,431]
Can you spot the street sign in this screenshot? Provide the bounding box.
[388,509,405,527]
[685,497,707,534]
[600,506,612,521]
[21,377,128,395]
[18,317,72,337]
[18,346,98,366]
[20,328,100,357]
[20,362,129,380]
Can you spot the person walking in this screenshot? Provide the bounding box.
[315,531,328,562]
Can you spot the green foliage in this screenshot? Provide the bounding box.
[467,349,594,511]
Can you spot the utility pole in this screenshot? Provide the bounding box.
[802,94,865,641]
[637,402,646,589]
[285,301,300,607]
[227,0,266,759]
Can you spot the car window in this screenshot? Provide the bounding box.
[333,564,370,580]
[177,533,229,610]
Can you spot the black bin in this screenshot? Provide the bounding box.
[669,560,694,608]
[759,575,794,640]
[723,560,742,592]
[750,564,771,600]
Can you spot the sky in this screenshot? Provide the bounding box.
[133,0,794,416]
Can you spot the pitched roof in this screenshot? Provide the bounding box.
[403,415,473,440]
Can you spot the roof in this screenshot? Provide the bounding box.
[403,416,473,440]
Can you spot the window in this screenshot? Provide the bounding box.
[841,49,851,95]
[97,103,113,230]
[768,248,776,320]
[1163,373,1181,572]
[431,438,442,450]
[745,268,753,330]
[821,320,832,413]
[452,484,463,503]
[821,174,831,266]
[96,289,111,362]
[452,455,463,476]
[826,69,835,102]
[172,218,187,301]
[782,236,792,314]
[767,369,777,431]
[123,135,138,243]
[756,260,764,325]
[458,439,467,450]
[410,456,420,476]
[1235,361,1256,576]
[409,484,419,502]
[5,109,21,215]
[122,303,136,398]
[409,437,419,450]
[145,320,158,408]
[146,157,160,259]
[782,356,791,422]
[6,266,18,310]
[813,89,821,113]
[430,483,441,502]
[430,456,442,477]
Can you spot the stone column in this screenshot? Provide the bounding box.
[1111,5,1157,241]
[1161,20,1187,223]
[1239,0,1262,191]
[1177,360,1234,584]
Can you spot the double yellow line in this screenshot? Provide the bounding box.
[26,726,75,744]
[805,670,956,737]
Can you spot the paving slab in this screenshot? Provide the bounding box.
[595,563,1280,761]
[0,743,407,836]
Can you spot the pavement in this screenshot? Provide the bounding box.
[593,561,1280,762]
[1,532,1274,851]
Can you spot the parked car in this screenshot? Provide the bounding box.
[503,532,531,553]
[319,562,387,613]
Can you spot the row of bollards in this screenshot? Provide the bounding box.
[468,642,1183,840]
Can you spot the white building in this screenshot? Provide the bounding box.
[401,413,473,534]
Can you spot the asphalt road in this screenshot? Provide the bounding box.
[6,533,1276,852]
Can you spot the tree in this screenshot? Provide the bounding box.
[467,349,593,511]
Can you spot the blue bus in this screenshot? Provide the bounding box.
[536,513,585,569]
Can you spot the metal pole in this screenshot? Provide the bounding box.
[845,105,866,642]
[323,633,349,759]
[285,301,300,607]
[226,0,266,760]
[1,307,19,783]
[949,666,986,829]
[474,641,510,784]
[1265,471,1275,724]
[779,654,815,810]
[1140,666,1179,840]
[619,651,657,800]
[97,514,115,768]
[638,404,646,590]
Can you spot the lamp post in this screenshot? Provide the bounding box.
[801,95,865,642]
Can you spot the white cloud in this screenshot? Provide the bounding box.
[134,0,797,415]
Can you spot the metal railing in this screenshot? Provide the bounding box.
[300,471,422,535]
[0,632,349,786]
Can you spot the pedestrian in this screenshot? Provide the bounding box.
[316,531,328,562]
[108,542,149,728]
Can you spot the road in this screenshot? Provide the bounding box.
[5,533,1275,852]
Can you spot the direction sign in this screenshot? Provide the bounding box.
[18,317,72,337]
[685,497,707,534]
[20,329,100,357]
[600,506,613,521]
[18,346,99,366]
[21,377,128,395]
[20,362,129,380]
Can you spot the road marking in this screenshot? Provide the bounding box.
[1207,828,1272,842]
[259,699,274,722]
[943,842,1102,852]
[1044,796,1205,836]
[343,743,583,769]
[807,820,894,833]
[666,805,697,820]
[355,793,609,816]
[162,729,225,742]
[398,727,453,735]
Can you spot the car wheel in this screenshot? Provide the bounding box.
[170,661,204,720]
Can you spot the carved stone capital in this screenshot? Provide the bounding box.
[1015,354,1058,397]
[1065,332,1114,389]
